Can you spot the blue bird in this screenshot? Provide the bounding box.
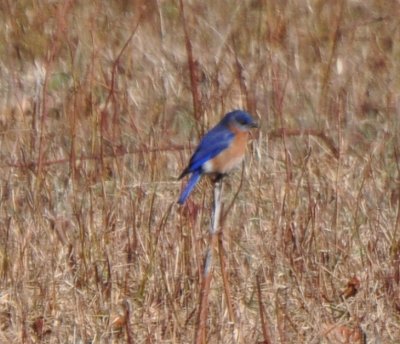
[178,110,258,204]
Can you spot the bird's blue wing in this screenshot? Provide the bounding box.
[187,125,234,172]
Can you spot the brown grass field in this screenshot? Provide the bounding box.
[1,0,400,343]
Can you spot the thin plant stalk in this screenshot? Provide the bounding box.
[195,179,223,344]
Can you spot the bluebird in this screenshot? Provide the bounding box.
[178,110,258,204]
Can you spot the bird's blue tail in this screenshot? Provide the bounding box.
[178,171,201,204]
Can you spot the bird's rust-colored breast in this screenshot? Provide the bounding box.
[209,127,249,174]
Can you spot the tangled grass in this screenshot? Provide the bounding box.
[1,1,400,342]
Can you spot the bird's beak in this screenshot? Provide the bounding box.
[250,122,259,128]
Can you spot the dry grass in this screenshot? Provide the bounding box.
[1,0,400,342]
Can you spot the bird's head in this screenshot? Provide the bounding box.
[222,110,259,131]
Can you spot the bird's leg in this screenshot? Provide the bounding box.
[213,173,226,183]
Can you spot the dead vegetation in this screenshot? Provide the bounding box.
[1,0,400,342]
